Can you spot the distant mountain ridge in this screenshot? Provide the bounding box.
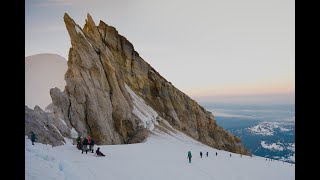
[25,13,250,156]
[25,53,67,109]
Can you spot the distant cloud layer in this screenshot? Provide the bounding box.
[31,0,72,7]
[194,92,294,105]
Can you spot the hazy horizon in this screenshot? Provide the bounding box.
[25,0,294,104]
[196,92,294,105]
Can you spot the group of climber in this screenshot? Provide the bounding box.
[29,131,105,156]
[187,151,219,163]
[76,135,105,156]
[187,150,255,163]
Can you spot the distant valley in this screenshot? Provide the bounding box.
[202,103,295,163]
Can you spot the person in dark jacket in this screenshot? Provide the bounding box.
[206,152,208,157]
[187,151,192,163]
[31,131,37,145]
[200,151,203,158]
[96,147,105,156]
[216,152,218,156]
[88,136,95,153]
[82,137,88,154]
[76,136,82,150]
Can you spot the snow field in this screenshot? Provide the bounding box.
[26,130,294,180]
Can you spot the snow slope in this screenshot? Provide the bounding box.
[25,53,67,110]
[26,130,294,180]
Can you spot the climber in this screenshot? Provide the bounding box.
[96,147,105,156]
[187,151,192,163]
[216,152,218,156]
[206,152,208,157]
[200,151,203,158]
[88,136,95,153]
[82,137,89,154]
[30,131,37,145]
[76,136,82,150]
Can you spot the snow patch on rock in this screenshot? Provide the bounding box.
[125,83,159,130]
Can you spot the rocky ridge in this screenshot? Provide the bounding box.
[25,13,250,155]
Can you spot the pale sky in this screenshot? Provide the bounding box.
[25,0,295,104]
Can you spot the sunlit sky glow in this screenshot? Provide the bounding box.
[25,0,295,104]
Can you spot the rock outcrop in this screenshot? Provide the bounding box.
[25,105,74,146]
[49,13,250,155]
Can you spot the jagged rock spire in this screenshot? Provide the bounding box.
[49,13,251,155]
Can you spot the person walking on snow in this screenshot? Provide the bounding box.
[216,152,218,156]
[82,137,89,154]
[30,131,37,145]
[200,151,203,158]
[187,151,192,163]
[206,152,208,157]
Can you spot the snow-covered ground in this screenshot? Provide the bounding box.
[26,129,294,180]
